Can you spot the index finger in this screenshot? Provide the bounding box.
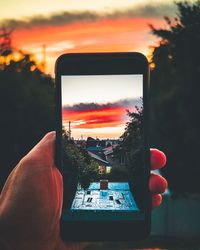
[150,148,166,170]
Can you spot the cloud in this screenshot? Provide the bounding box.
[107,3,176,19]
[1,3,177,29]
[0,11,100,29]
[62,98,142,129]
[63,98,142,112]
[63,106,125,129]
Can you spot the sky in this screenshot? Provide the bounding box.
[62,75,143,139]
[0,0,185,75]
[0,0,180,19]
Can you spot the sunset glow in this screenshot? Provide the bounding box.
[63,106,130,129]
[11,18,165,74]
[61,75,142,139]
[62,105,136,139]
[0,0,180,75]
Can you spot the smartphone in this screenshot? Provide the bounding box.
[55,52,150,241]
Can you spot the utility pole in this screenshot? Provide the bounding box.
[68,121,71,139]
[40,44,46,73]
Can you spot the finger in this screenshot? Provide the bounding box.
[149,173,168,194]
[150,148,166,170]
[24,131,56,167]
[54,168,64,219]
[152,194,162,208]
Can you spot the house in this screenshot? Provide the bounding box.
[87,151,111,174]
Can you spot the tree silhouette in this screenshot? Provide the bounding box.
[150,1,200,194]
[119,107,143,167]
[113,107,144,208]
[0,48,55,190]
[62,130,99,208]
[62,130,99,189]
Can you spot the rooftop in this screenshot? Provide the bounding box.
[71,182,139,212]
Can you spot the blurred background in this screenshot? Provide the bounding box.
[0,0,200,249]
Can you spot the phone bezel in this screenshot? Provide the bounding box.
[55,52,150,241]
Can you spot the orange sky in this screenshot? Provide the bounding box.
[62,106,127,129]
[12,17,165,74]
[62,103,139,139]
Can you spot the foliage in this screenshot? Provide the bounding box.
[86,136,96,147]
[115,107,144,173]
[62,130,99,190]
[0,53,55,190]
[112,107,144,208]
[150,1,200,194]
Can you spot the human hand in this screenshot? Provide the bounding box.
[0,132,167,250]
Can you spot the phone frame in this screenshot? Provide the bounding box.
[55,52,150,241]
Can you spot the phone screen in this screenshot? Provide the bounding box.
[61,74,145,222]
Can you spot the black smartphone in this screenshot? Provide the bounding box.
[55,52,150,241]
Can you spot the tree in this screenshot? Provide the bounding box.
[0,51,55,191]
[150,1,200,194]
[62,130,99,207]
[113,107,144,208]
[86,136,96,147]
[63,135,99,189]
[117,107,144,172]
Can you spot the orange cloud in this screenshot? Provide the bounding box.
[62,106,127,129]
[13,18,163,50]
[12,17,165,74]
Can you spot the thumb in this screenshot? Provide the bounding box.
[24,131,56,168]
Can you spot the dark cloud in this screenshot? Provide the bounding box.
[63,98,142,112]
[0,11,99,29]
[107,3,176,19]
[0,3,177,29]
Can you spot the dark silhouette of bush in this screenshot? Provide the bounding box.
[62,132,99,181]
[0,53,55,190]
[112,107,144,208]
[150,1,200,194]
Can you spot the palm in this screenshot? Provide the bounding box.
[0,132,167,250]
